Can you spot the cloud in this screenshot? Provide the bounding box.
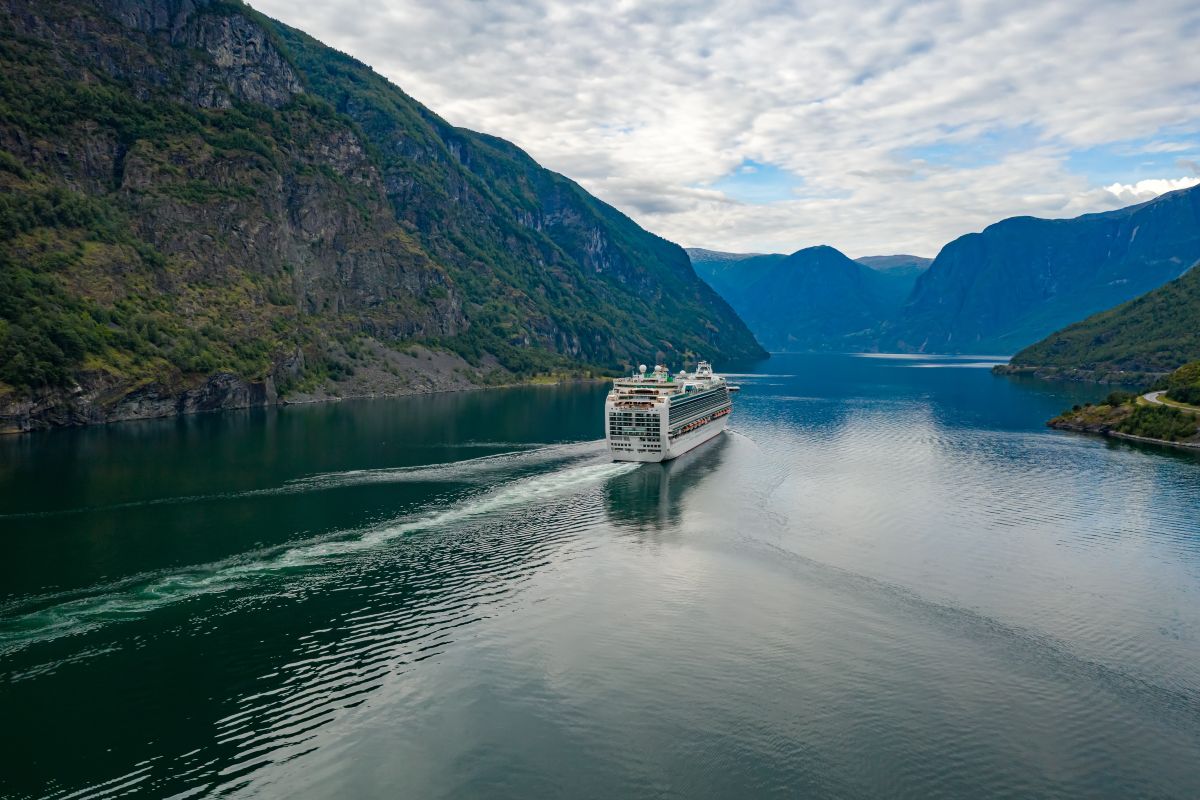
[1103,176,1200,204]
[1177,158,1200,175]
[1123,141,1198,154]
[252,0,1200,257]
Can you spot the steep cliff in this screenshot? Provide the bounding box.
[0,0,763,431]
[886,184,1200,354]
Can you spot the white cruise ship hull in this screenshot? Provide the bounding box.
[605,361,733,463]
[609,415,727,463]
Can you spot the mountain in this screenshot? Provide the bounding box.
[685,249,786,304]
[689,245,925,351]
[684,248,775,265]
[853,255,930,315]
[688,248,930,282]
[0,0,764,431]
[854,254,932,275]
[885,185,1200,354]
[999,262,1200,381]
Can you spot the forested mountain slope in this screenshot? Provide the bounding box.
[1000,263,1200,381]
[0,0,763,430]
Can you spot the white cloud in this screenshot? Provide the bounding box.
[1120,141,1197,154]
[1103,176,1200,205]
[251,0,1200,257]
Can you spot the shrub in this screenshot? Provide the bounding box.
[1116,404,1198,442]
[1164,361,1200,405]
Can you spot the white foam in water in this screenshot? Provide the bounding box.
[272,460,638,568]
[284,439,604,493]
[0,440,605,520]
[0,455,639,657]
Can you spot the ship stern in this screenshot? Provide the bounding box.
[606,398,668,462]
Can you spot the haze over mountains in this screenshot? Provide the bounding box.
[854,255,934,275]
[0,0,762,430]
[690,184,1200,359]
[688,247,928,351]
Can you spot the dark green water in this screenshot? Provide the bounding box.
[2,353,1199,799]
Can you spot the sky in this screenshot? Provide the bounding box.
[253,0,1200,258]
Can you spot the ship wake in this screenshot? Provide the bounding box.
[0,450,637,659]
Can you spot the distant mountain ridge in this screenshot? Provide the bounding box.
[685,247,773,264]
[999,262,1200,381]
[691,186,1200,357]
[854,255,933,274]
[0,0,763,431]
[685,248,931,274]
[688,246,928,351]
[884,184,1200,353]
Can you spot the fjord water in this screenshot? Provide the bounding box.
[2,354,1199,799]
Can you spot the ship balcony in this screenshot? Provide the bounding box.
[611,401,660,410]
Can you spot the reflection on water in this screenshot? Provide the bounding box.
[2,354,1200,799]
[604,436,728,531]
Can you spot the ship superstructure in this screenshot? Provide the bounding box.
[605,361,732,462]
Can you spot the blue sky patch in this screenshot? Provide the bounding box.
[1066,133,1200,185]
[708,159,804,204]
[897,124,1042,170]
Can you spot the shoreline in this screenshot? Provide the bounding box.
[1048,420,1200,451]
[992,363,1167,384]
[0,374,611,437]
[1107,430,1200,450]
[275,375,607,407]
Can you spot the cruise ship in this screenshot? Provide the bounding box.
[606,361,733,462]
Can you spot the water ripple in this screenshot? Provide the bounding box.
[0,457,636,661]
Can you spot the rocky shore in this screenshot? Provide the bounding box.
[1048,399,1200,450]
[0,345,487,434]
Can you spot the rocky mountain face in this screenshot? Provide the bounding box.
[999,262,1200,382]
[884,184,1200,354]
[0,0,763,431]
[688,246,927,351]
